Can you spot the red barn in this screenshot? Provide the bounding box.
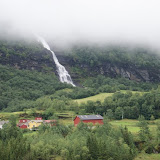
[74,115,103,126]
[35,117,42,120]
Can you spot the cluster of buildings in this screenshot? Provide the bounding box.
[17,117,56,130]
[0,115,103,130]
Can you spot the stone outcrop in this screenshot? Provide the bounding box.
[1,45,160,83]
[56,54,160,83]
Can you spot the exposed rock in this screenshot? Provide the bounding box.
[0,49,56,72]
[1,45,160,84]
[56,54,160,83]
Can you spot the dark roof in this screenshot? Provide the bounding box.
[77,115,103,120]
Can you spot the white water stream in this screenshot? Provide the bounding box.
[37,36,75,86]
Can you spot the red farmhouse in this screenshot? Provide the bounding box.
[17,119,30,129]
[74,115,103,126]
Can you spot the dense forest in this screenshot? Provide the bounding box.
[65,45,160,69]
[0,64,71,111]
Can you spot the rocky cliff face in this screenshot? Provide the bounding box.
[1,41,160,84]
[57,54,160,83]
[0,48,56,72]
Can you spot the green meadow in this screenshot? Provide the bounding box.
[74,92,114,104]
[74,90,145,104]
[134,153,160,160]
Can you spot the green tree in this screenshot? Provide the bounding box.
[138,115,151,141]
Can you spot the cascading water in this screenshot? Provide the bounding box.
[37,36,75,87]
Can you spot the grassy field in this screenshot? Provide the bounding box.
[74,90,145,104]
[135,152,160,160]
[110,119,157,134]
[74,92,114,104]
[0,109,44,120]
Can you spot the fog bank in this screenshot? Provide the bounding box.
[0,0,160,48]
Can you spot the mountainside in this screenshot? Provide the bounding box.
[0,40,56,72]
[1,39,160,84]
[57,45,160,83]
[58,54,160,83]
[1,39,160,120]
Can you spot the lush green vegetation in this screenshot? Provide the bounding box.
[1,116,160,160]
[0,64,71,112]
[1,40,160,159]
[0,39,43,58]
[78,89,160,120]
[83,75,157,92]
[65,45,160,69]
[32,86,160,120]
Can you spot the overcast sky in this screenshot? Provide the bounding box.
[0,0,160,47]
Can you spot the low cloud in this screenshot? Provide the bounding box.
[0,0,160,48]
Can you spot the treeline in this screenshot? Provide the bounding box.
[1,116,160,159]
[0,39,43,58]
[31,76,160,120]
[79,89,160,120]
[83,75,156,92]
[0,65,72,112]
[1,63,157,113]
[33,89,160,121]
[0,116,137,160]
[41,75,157,100]
[65,45,160,69]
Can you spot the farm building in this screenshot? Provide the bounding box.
[17,123,29,129]
[74,115,103,126]
[16,117,56,130]
[17,119,30,129]
[0,120,9,129]
[28,120,43,130]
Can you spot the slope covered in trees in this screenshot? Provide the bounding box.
[61,45,160,82]
[0,39,160,119]
[0,64,71,111]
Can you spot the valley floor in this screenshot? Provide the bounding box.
[1,110,160,160]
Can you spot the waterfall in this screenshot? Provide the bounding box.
[37,36,75,87]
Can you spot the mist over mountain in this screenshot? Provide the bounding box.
[0,0,160,49]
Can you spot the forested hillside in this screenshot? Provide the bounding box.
[0,39,56,71]
[59,45,160,82]
[0,64,71,112]
[1,39,160,118]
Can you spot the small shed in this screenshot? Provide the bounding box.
[74,115,103,126]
